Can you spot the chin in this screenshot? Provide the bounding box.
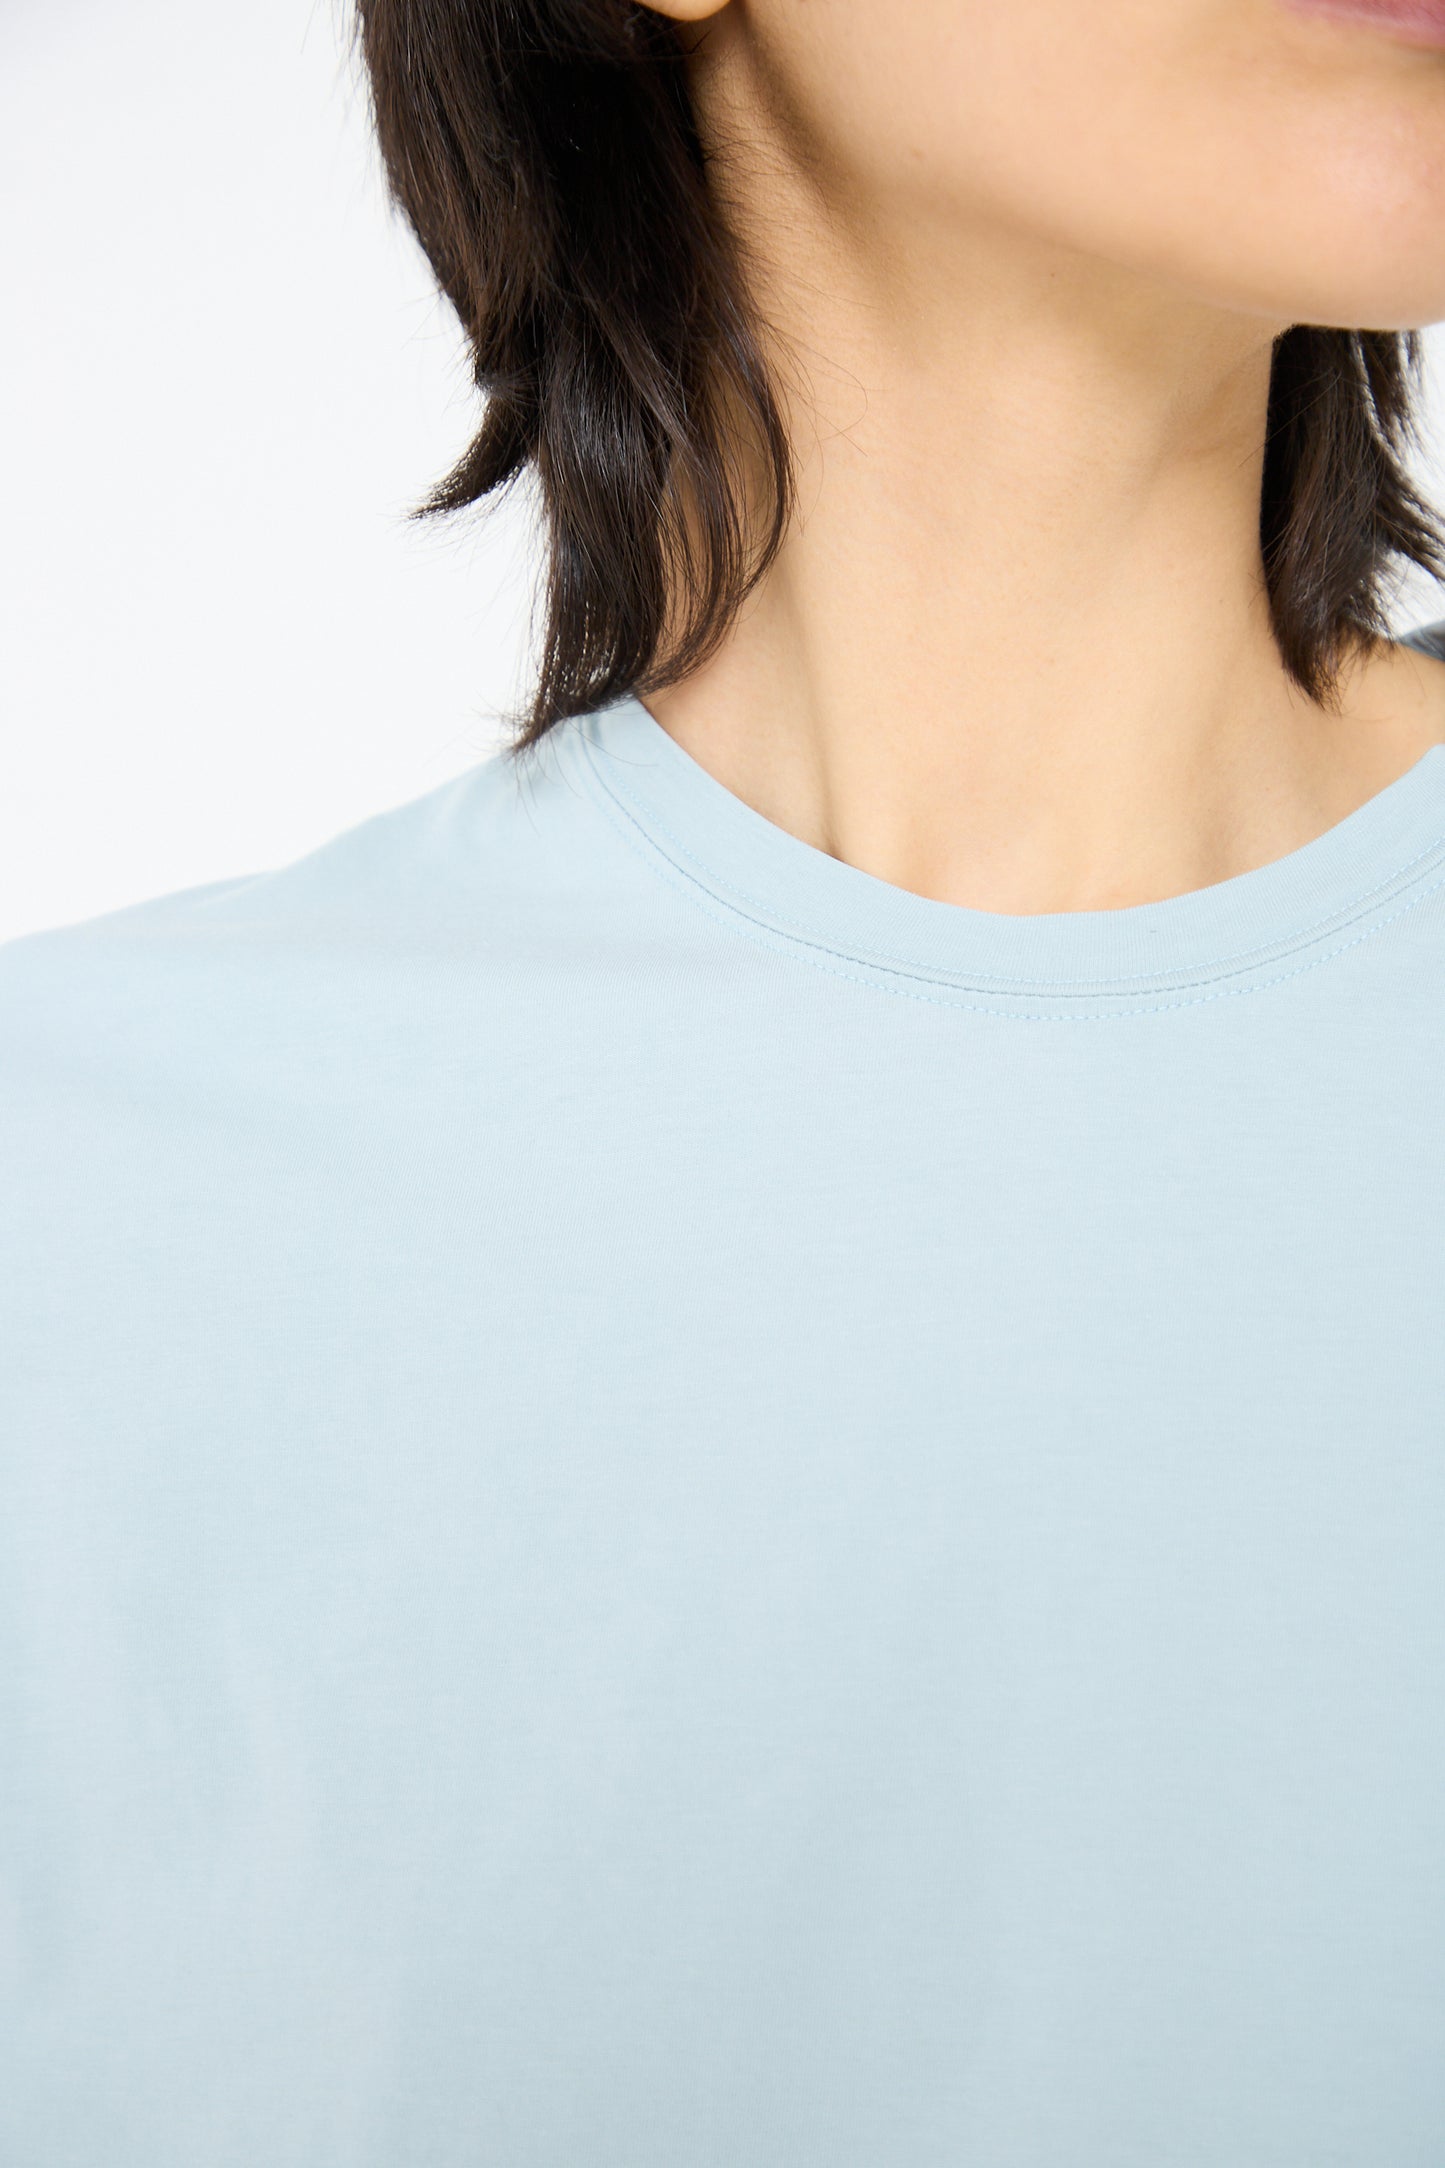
[1119,208,1445,334]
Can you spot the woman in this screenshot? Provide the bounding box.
[4,0,1445,2158]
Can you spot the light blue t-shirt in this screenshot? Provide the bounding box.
[5,644,1445,2166]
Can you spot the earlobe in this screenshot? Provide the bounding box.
[642,0,732,22]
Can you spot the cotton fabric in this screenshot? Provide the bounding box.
[4,637,1445,2164]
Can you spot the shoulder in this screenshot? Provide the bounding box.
[0,728,615,1017]
[0,723,659,1135]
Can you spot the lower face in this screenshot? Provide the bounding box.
[731,0,1445,331]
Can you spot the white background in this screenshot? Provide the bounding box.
[3,0,1445,944]
[0,0,537,945]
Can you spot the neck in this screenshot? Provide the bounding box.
[643,29,1445,916]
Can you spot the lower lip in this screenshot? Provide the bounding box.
[1281,0,1445,45]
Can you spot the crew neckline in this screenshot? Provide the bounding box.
[558,664,1445,1019]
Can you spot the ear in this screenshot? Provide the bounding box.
[642,0,731,20]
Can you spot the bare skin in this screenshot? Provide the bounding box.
[641,0,1445,914]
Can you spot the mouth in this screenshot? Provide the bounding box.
[1279,0,1445,47]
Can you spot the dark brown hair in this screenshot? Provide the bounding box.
[353,0,1445,748]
